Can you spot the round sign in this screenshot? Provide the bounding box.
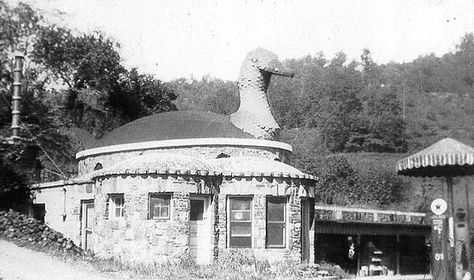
[431,198,448,215]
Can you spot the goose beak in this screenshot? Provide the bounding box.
[263,59,295,77]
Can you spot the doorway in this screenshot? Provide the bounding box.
[189,196,211,265]
[81,200,95,251]
[301,198,315,262]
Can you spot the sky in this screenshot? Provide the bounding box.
[17,0,474,81]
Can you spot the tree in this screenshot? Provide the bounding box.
[356,49,406,152]
[315,53,363,152]
[315,155,360,205]
[170,76,238,115]
[32,27,177,137]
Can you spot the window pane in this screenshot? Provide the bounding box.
[267,223,285,247]
[154,197,169,207]
[267,199,285,222]
[109,195,124,218]
[230,198,251,210]
[150,196,170,219]
[230,223,251,236]
[230,211,251,221]
[115,207,122,217]
[160,206,169,218]
[152,204,161,217]
[229,197,252,248]
[266,197,286,248]
[230,236,252,248]
[190,200,204,221]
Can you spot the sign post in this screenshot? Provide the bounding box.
[431,215,450,280]
[430,199,454,280]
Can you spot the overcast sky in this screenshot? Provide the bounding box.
[19,0,474,81]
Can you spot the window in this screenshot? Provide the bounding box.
[108,194,124,219]
[266,197,286,248]
[229,197,252,248]
[149,194,170,220]
[94,163,103,171]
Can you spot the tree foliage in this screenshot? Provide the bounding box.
[0,0,177,190]
[32,27,177,137]
[169,76,239,115]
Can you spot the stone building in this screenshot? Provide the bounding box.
[33,48,318,264]
[32,48,430,273]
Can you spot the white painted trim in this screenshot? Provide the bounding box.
[76,138,293,160]
[314,205,426,217]
[31,179,92,189]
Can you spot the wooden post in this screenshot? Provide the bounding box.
[452,178,471,279]
[396,234,400,275]
[357,234,361,276]
[447,177,457,279]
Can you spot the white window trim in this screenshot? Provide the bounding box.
[108,194,124,220]
[265,196,288,249]
[149,194,171,220]
[227,196,253,249]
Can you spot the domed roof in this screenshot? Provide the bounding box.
[90,153,217,179]
[94,111,253,148]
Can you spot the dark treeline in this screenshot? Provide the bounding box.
[1,1,472,211]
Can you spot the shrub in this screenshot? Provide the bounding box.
[0,209,83,257]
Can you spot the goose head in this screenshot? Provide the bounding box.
[238,48,295,90]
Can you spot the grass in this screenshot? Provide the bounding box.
[82,250,351,280]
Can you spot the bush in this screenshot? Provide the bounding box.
[0,209,83,257]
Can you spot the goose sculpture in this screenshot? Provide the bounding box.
[230,48,295,139]
[93,48,295,147]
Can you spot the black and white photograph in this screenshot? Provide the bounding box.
[1,1,474,279]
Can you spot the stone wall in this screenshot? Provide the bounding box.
[34,173,312,264]
[92,174,216,263]
[78,145,288,176]
[217,176,307,263]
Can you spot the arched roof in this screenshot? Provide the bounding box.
[211,156,316,180]
[93,111,253,148]
[90,153,217,179]
[87,154,316,182]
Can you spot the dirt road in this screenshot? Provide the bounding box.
[0,240,114,280]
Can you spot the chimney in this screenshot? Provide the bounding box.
[11,54,24,138]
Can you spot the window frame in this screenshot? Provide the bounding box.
[108,194,124,219]
[148,193,171,220]
[227,196,253,248]
[265,196,287,249]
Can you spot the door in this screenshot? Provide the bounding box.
[81,200,95,251]
[189,197,211,265]
[301,198,311,262]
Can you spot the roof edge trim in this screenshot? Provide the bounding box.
[76,138,293,160]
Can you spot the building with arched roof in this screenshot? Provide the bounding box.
[32,48,430,274]
[33,48,318,264]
